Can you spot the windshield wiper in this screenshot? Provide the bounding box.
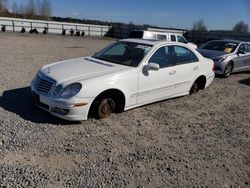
[94,56,121,64]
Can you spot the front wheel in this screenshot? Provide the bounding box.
[223,63,233,78]
[96,97,115,119]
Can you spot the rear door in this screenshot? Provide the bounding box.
[172,45,201,93]
[245,43,250,70]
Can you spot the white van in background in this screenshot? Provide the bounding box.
[128,30,197,49]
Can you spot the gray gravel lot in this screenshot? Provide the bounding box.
[0,32,250,187]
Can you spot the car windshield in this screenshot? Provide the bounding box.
[201,41,238,53]
[93,41,152,67]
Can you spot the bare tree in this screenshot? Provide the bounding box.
[233,21,249,33]
[0,0,7,17]
[192,19,208,32]
[39,0,51,20]
[26,0,36,19]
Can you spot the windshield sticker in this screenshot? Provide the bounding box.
[224,48,232,53]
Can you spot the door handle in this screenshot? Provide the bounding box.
[169,70,176,75]
[193,66,199,70]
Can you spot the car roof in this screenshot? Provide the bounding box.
[120,38,177,46]
[130,30,179,35]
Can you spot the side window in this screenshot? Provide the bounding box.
[171,35,176,41]
[246,44,250,52]
[177,35,188,43]
[174,46,199,64]
[157,34,167,40]
[239,44,246,52]
[149,46,174,68]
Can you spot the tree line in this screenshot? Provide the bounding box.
[192,19,249,33]
[0,0,51,20]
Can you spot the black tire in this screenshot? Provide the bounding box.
[189,81,199,95]
[223,62,233,78]
[96,97,115,119]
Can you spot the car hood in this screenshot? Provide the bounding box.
[197,49,229,59]
[40,57,131,84]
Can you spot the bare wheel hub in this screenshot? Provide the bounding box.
[98,98,115,118]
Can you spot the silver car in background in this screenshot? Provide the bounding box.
[197,40,250,77]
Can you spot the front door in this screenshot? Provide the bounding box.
[137,46,177,105]
[234,43,250,71]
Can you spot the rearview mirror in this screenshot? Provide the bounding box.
[147,62,160,71]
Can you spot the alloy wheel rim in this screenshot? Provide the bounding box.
[225,64,232,76]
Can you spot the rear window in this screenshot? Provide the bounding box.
[157,34,167,40]
[128,31,143,38]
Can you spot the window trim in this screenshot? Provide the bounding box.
[146,45,200,69]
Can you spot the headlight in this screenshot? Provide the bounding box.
[53,85,63,97]
[213,56,227,63]
[61,83,82,99]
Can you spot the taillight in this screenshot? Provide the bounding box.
[212,63,215,71]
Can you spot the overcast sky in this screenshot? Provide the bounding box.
[6,0,250,30]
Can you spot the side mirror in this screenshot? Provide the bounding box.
[146,62,160,71]
[237,49,246,55]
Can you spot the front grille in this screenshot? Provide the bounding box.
[34,74,55,94]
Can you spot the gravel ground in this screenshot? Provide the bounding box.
[0,32,249,188]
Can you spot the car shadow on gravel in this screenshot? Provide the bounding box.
[239,77,250,86]
[0,87,80,125]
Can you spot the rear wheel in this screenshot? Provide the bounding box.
[223,62,233,78]
[189,81,199,95]
[96,97,115,119]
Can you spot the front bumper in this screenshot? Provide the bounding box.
[213,61,228,75]
[31,84,94,121]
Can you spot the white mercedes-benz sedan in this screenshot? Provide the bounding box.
[31,39,215,121]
